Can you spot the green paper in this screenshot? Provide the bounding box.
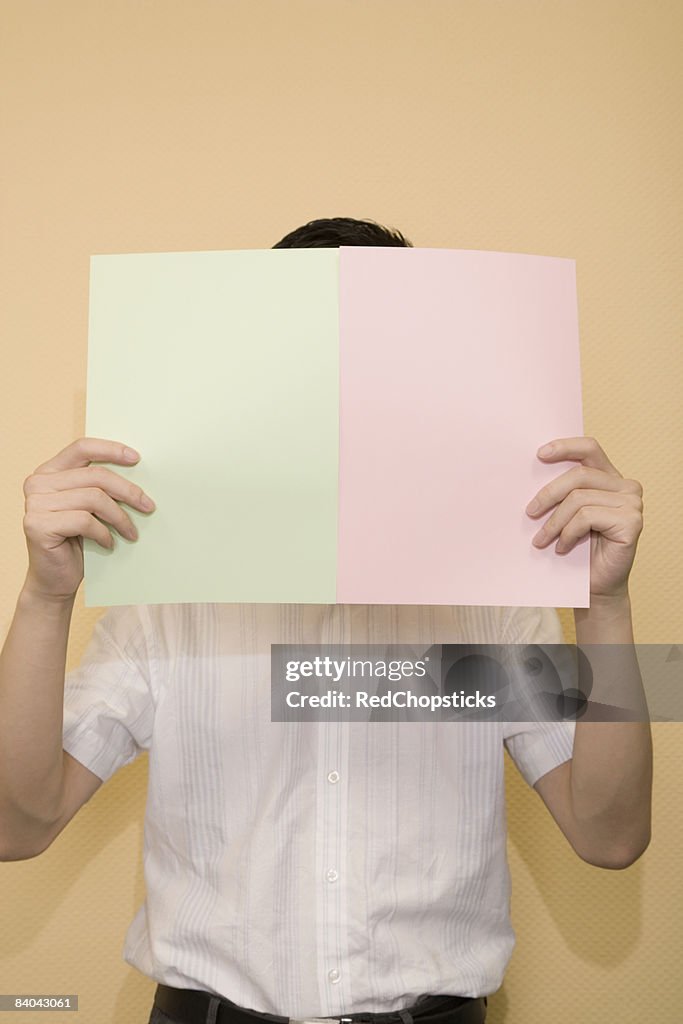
[84,249,339,606]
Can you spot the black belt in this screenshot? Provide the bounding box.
[153,987,488,1024]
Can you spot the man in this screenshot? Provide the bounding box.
[0,217,651,1024]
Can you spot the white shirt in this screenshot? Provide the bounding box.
[62,602,575,1016]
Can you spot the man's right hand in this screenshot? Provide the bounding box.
[21,437,156,601]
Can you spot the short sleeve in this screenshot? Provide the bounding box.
[501,606,576,788]
[62,604,154,783]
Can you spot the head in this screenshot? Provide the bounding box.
[272,216,413,249]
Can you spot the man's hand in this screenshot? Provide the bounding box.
[524,436,644,599]
[22,437,156,602]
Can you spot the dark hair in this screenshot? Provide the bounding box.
[272,216,413,249]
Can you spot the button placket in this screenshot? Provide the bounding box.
[315,719,350,1013]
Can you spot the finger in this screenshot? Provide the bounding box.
[536,436,622,477]
[531,489,637,548]
[23,465,155,511]
[32,437,141,475]
[25,487,140,541]
[554,506,643,554]
[526,466,642,517]
[23,509,115,551]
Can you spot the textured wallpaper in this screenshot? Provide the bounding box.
[1,2,681,1021]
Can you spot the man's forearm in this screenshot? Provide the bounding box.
[570,592,653,862]
[0,583,73,853]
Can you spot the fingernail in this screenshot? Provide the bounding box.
[537,444,554,457]
[526,499,540,515]
[124,447,140,461]
[140,494,155,511]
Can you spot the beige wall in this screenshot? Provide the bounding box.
[1,1,681,1021]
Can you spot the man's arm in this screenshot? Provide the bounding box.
[0,437,151,859]
[534,592,652,869]
[525,436,651,869]
[0,587,102,860]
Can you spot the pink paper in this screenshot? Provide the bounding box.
[337,247,589,607]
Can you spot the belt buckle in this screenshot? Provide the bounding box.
[289,1018,355,1024]
[290,1019,335,1024]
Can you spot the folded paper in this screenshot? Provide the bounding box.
[84,246,588,607]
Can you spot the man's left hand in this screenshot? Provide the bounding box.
[525,436,644,599]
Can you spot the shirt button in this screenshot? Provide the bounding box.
[327,770,340,784]
[326,868,339,883]
[328,968,341,984]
